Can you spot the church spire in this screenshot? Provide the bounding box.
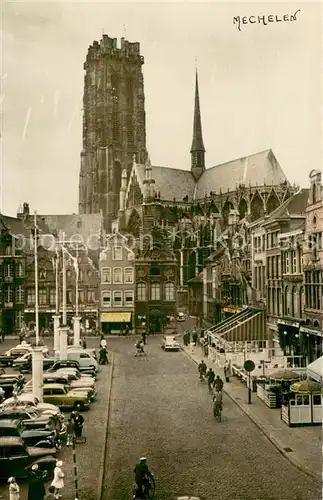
[190,69,205,181]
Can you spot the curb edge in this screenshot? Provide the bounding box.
[98,352,115,500]
[181,346,322,484]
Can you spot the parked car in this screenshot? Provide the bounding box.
[66,349,99,372]
[47,359,96,378]
[67,346,98,361]
[0,374,25,399]
[54,368,97,386]
[0,436,57,479]
[0,419,58,448]
[161,335,181,351]
[0,344,49,367]
[0,408,67,440]
[23,375,97,401]
[1,394,61,416]
[13,352,55,372]
[42,383,91,411]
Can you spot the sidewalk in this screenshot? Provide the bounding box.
[182,342,322,483]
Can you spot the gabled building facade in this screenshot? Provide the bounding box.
[99,232,135,334]
[301,169,323,362]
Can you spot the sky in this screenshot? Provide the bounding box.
[1,0,322,216]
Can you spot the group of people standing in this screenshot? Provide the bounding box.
[8,460,65,500]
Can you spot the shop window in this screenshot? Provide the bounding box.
[49,289,56,306]
[39,289,47,306]
[16,286,24,304]
[88,290,96,303]
[16,262,24,277]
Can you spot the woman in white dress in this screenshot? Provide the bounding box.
[51,460,65,498]
[8,477,20,500]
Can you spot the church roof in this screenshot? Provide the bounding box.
[0,215,49,237]
[195,149,288,199]
[134,149,288,202]
[40,213,103,242]
[135,164,196,201]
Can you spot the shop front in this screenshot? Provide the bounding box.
[277,319,306,365]
[100,311,133,335]
[299,325,323,363]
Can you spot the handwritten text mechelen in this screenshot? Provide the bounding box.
[233,9,301,32]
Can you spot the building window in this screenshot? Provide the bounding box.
[79,270,83,282]
[27,289,35,306]
[113,267,122,284]
[16,286,24,304]
[102,291,111,307]
[88,270,93,278]
[101,267,111,284]
[67,270,72,278]
[39,289,47,305]
[124,267,134,284]
[137,283,146,301]
[112,246,122,260]
[5,286,13,303]
[16,311,24,330]
[165,282,175,301]
[49,288,56,306]
[4,263,13,278]
[39,269,47,281]
[5,245,12,256]
[16,262,24,277]
[151,283,160,301]
[78,290,85,303]
[124,290,134,306]
[66,290,73,304]
[113,290,122,306]
[88,290,96,303]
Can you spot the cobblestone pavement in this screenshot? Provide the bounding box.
[180,340,322,483]
[103,336,321,500]
[0,337,113,500]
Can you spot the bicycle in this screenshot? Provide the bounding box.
[213,404,222,422]
[132,474,156,500]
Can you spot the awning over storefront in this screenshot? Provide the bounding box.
[300,326,323,338]
[307,356,323,383]
[207,307,266,342]
[101,312,132,323]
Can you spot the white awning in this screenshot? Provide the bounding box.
[307,356,323,383]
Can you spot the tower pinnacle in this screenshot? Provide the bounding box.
[190,70,205,181]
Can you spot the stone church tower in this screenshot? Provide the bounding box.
[78,35,147,230]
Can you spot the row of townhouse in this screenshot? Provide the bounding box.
[0,204,102,334]
[199,170,322,363]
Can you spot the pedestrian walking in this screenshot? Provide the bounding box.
[27,464,46,500]
[224,362,230,382]
[71,411,84,439]
[8,477,20,500]
[186,330,191,345]
[206,368,215,392]
[100,335,107,349]
[142,331,146,345]
[192,330,198,345]
[99,346,108,364]
[82,338,87,349]
[66,416,75,446]
[44,485,57,500]
[51,460,64,498]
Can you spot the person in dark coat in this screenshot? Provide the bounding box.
[192,331,198,345]
[214,375,224,392]
[27,464,46,500]
[82,338,87,349]
[134,457,153,497]
[141,331,146,345]
[206,368,215,391]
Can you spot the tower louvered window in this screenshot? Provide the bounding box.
[127,113,134,147]
[111,74,120,142]
[126,78,134,146]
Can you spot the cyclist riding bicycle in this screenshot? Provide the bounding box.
[213,389,223,417]
[134,457,153,498]
[198,360,207,380]
[135,340,145,355]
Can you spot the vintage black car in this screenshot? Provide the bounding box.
[0,374,25,399]
[0,419,57,448]
[0,348,31,366]
[0,408,67,441]
[48,359,96,377]
[0,436,57,479]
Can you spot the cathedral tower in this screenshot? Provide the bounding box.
[79,35,147,230]
[190,70,205,181]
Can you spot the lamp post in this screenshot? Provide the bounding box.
[73,244,81,346]
[62,240,67,326]
[53,249,61,358]
[33,211,39,347]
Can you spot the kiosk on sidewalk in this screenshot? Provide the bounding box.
[281,381,322,427]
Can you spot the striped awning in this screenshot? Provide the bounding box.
[208,307,266,342]
[100,312,132,323]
